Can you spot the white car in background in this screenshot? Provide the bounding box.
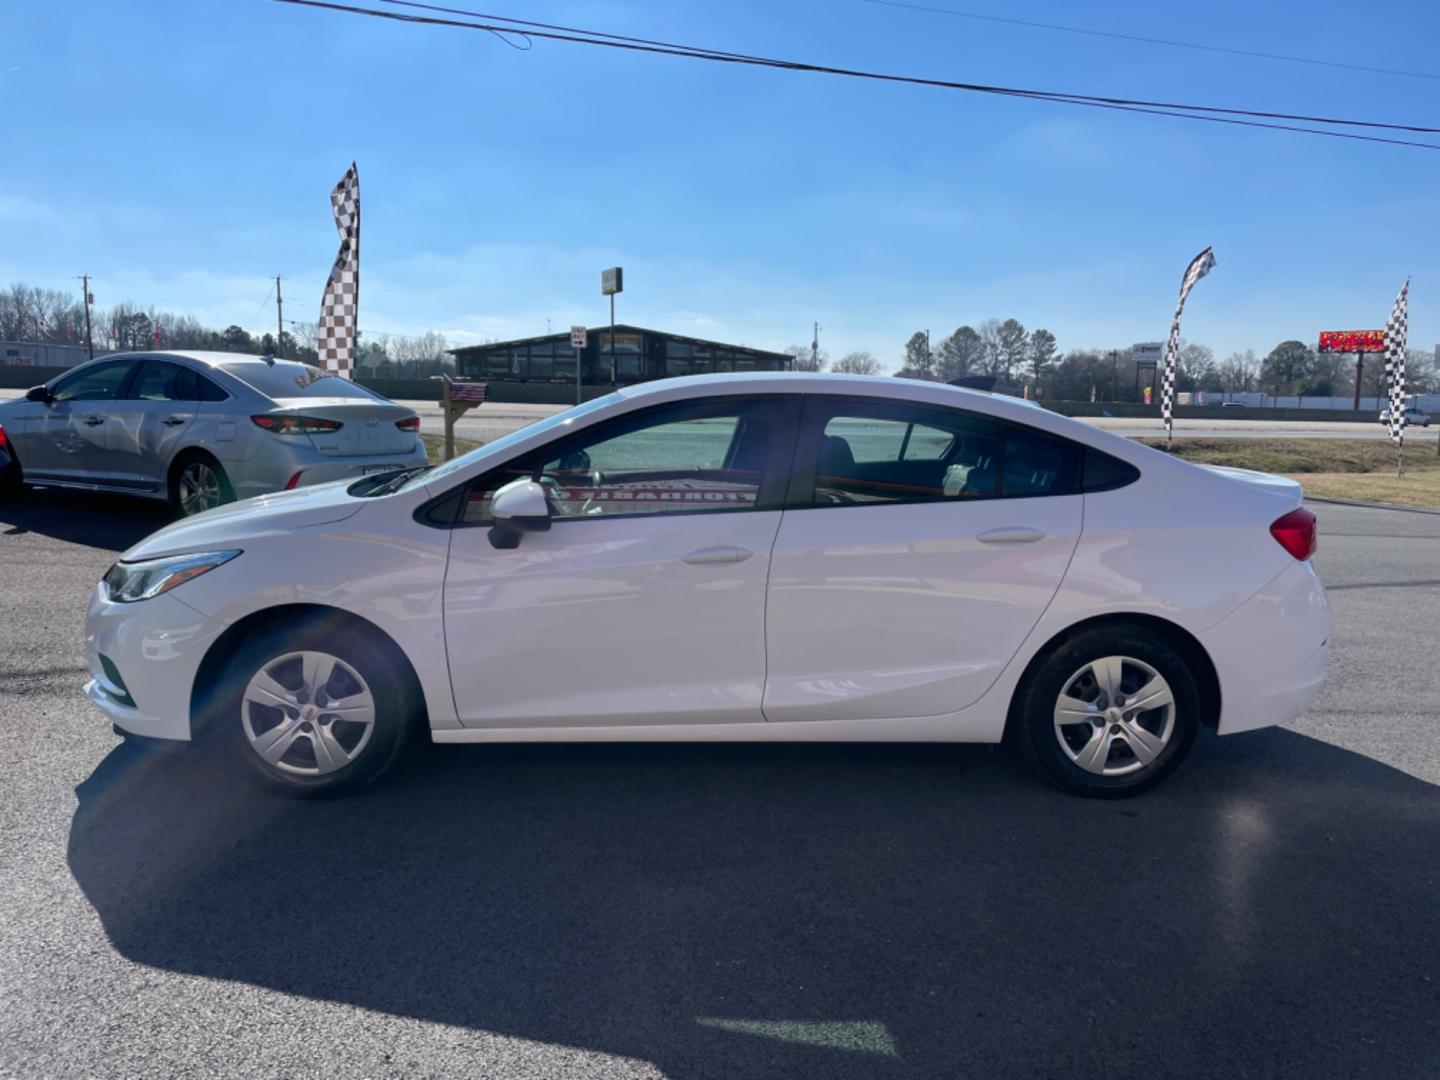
[84,373,1330,799]
[1378,404,1431,428]
[0,351,427,515]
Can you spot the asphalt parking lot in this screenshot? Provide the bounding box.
[1,492,1438,1079]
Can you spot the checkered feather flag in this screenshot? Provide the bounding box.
[1161,247,1216,447]
[317,163,360,378]
[1383,280,1409,448]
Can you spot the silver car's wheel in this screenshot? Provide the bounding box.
[1052,655,1175,777]
[241,651,377,777]
[178,460,224,516]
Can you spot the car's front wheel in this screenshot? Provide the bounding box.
[214,620,416,797]
[1012,624,1200,798]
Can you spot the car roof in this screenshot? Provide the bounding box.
[89,350,314,369]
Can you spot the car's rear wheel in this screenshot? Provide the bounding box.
[1013,624,1200,798]
[170,452,234,517]
[215,620,415,797]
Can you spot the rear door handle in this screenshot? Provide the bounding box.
[162,416,187,427]
[978,527,1046,545]
[682,545,753,565]
[83,416,104,427]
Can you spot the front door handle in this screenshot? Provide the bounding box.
[682,545,753,565]
[978,527,1046,545]
[83,416,104,427]
[162,416,187,427]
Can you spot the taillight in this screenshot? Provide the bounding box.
[0,421,8,452]
[283,470,304,490]
[1270,507,1317,560]
[395,416,420,432]
[251,415,343,435]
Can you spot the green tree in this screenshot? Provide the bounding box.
[936,326,983,381]
[221,324,254,352]
[1027,329,1057,394]
[996,319,1028,383]
[898,331,934,380]
[1260,340,1315,395]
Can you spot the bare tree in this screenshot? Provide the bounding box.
[784,343,827,372]
[833,350,882,375]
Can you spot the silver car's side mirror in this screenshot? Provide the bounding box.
[487,479,552,550]
[25,385,52,405]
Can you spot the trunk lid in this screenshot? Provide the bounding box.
[266,397,419,457]
[1197,464,1304,508]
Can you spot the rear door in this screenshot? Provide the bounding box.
[762,396,1084,722]
[21,359,136,484]
[105,360,201,492]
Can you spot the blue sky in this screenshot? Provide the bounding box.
[3,0,1438,367]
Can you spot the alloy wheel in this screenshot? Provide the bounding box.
[241,650,377,776]
[178,461,222,515]
[1052,655,1176,777]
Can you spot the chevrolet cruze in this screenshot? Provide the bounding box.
[84,373,1330,798]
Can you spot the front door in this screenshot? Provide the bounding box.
[763,396,1084,723]
[442,395,797,728]
[21,358,136,484]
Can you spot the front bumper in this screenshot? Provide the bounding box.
[1200,559,1331,735]
[85,583,229,741]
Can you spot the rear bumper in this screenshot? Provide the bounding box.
[84,584,228,741]
[1200,559,1331,735]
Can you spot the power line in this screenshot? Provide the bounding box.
[267,0,1440,150]
[864,0,1440,83]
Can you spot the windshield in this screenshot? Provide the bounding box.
[402,392,623,492]
[222,360,384,401]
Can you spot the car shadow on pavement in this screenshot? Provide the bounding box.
[68,732,1440,1079]
[0,489,171,550]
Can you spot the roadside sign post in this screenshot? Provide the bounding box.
[436,376,488,461]
[570,325,588,405]
[601,267,623,386]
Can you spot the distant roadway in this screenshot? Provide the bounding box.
[0,387,1395,445]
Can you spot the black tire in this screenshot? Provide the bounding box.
[0,453,26,504]
[168,451,235,517]
[210,618,417,798]
[1011,624,1200,798]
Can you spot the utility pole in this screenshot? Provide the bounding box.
[275,275,284,358]
[78,274,94,360]
[1352,351,1363,411]
[811,321,820,371]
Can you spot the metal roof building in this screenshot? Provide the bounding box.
[449,325,792,387]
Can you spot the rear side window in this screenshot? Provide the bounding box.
[1001,428,1081,496]
[222,361,380,401]
[799,398,1097,506]
[177,369,229,402]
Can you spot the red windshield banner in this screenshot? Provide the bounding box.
[1318,330,1385,354]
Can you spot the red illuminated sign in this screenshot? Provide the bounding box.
[1318,330,1385,353]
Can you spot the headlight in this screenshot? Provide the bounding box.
[102,550,241,603]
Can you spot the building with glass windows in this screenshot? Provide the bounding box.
[449,325,792,386]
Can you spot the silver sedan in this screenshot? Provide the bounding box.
[0,351,429,515]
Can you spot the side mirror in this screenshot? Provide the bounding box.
[487,479,552,550]
[25,385,52,405]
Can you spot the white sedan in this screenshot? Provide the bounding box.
[85,373,1330,798]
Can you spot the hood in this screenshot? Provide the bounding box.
[124,479,365,561]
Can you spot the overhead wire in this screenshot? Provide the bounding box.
[268,0,1440,150]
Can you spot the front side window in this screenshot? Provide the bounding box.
[51,360,134,403]
[458,398,786,524]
